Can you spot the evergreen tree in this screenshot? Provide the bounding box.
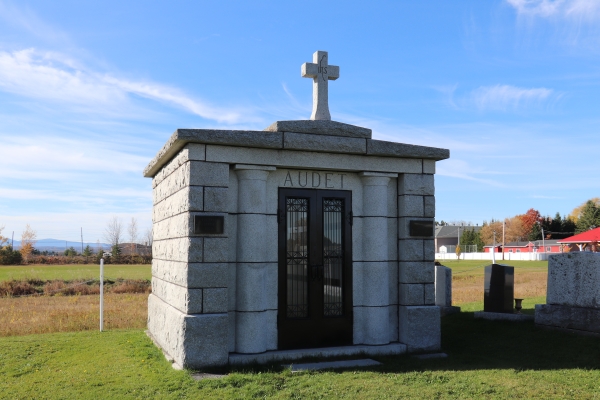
[575,200,600,233]
[83,245,93,257]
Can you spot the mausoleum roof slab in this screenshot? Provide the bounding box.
[144,124,450,178]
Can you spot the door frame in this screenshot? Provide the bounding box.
[277,187,353,350]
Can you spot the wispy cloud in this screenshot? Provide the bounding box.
[506,0,600,20]
[0,48,244,123]
[470,84,555,111]
[0,1,70,44]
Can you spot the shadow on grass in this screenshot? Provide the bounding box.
[216,308,600,376]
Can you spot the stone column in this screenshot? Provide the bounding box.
[234,165,276,353]
[359,172,395,344]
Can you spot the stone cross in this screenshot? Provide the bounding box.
[301,50,339,121]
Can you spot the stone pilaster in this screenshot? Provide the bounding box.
[234,165,277,353]
[356,172,396,344]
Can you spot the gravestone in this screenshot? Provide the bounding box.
[483,264,514,313]
[535,253,600,334]
[435,264,460,316]
[144,50,450,369]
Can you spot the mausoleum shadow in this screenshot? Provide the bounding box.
[221,310,600,375]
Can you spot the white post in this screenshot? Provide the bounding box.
[492,231,496,264]
[100,258,104,332]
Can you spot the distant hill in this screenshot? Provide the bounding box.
[9,238,111,251]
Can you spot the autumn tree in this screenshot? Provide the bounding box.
[20,224,37,263]
[575,200,600,233]
[104,216,123,260]
[519,208,542,241]
[480,221,503,245]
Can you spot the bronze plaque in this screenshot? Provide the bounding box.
[194,216,224,235]
[409,220,433,237]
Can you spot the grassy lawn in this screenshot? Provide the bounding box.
[2,311,600,399]
[0,264,151,281]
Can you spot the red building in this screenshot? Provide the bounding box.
[557,227,600,252]
[483,240,562,253]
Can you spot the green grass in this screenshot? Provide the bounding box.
[2,312,600,399]
[0,264,151,282]
[440,259,548,276]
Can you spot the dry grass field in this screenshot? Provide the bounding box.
[0,293,148,337]
[453,270,548,304]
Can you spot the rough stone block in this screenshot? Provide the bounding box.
[547,253,600,309]
[190,161,229,187]
[153,237,203,262]
[424,196,435,218]
[399,283,425,306]
[153,186,203,223]
[265,119,371,138]
[399,261,435,284]
[398,239,424,261]
[535,304,600,333]
[152,259,228,288]
[367,139,449,160]
[152,278,203,314]
[424,239,435,261]
[435,265,452,307]
[398,306,441,352]
[398,174,434,196]
[204,187,228,212]
[206,145,422,174]
[153,213,190,241]
[203,288,228,313]
[153,163,191,205]
[204,237,229,262]
[147,294,228,369]
[424,283,435,305]
[152,146,201,189]
[283,132,366,154]
[398,195,424,217]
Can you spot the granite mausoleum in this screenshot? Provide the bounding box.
[144,51,450,369]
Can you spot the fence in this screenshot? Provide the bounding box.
[439,244,479,254]
[435,252,551,261]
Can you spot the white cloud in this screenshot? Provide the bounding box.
[471,84,554,111]
[506,0,600,20]
[0,48,243,123]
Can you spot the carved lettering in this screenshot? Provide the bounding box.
[325,173,333,188]
[298,171,308,187]
[339,173,346,188]
[312,172,321,187]
[284,171,293,186]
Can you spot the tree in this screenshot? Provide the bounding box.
[0,226,8,248]
[575,200,600,233]
[520,208,542,241]
[64,246,78,257]
[455,244,461,261]
[570,198,600,223]
[459,228,485,252]
[83,245,93,257]
[128,217,138,255]
[104,216,123,248]
[480,221,503,245]
[505,216,528,243]
[111,244,122,258]
[20,224,37,263]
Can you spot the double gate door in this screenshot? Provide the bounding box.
[277,188,353,350]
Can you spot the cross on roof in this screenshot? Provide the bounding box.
[301,51,339,121]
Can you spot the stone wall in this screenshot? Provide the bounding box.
[148,144,230,369]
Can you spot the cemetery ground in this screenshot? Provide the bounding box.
[2,262,600,398]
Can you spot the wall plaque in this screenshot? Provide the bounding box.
[194,216,224,235]
[409,220,433,237]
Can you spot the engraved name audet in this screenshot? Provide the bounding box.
[283,171,347,189]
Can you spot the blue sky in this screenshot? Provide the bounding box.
[1,0,600,243]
